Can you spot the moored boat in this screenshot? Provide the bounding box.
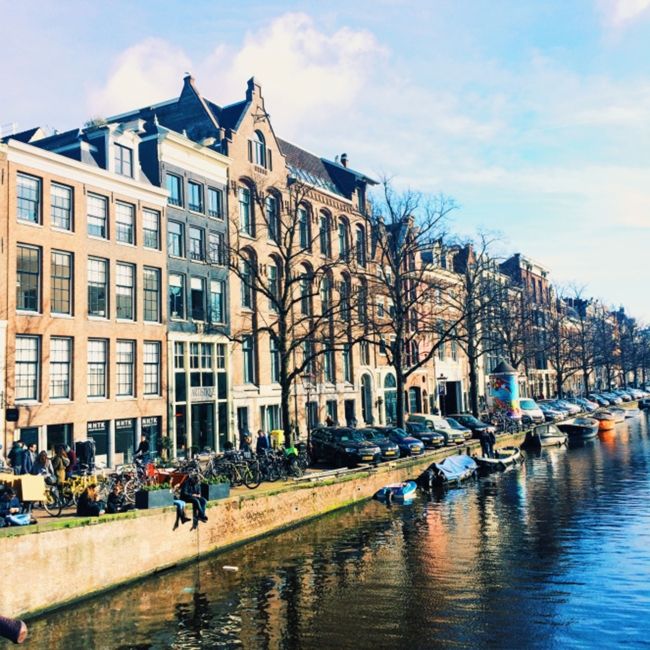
[623,408,640,418]
[557,417,599,440]
[608,408,626,423]
[521,423,568,448]
[474,446,523,470]
[593,410,616,431]
[416,455,477,489]
[374,481,417,503]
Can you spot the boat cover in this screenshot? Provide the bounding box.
[434,455,477,481]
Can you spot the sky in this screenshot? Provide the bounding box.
[1,0,649,321]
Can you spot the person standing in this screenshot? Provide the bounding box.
[256,430,270,455]
[479,429,491,458]
[30,451,55,484]
[135,435,150,463]
[22,443,37,475]
[8,441,25,475]
[51,446,70,488]
[488,429,497,459]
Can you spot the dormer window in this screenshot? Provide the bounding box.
[114,144,133,178]
[249,130,272,170]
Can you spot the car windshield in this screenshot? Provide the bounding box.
[362,430,381,440]
[335,430,364,442]
[520,399,537,409]
[408,423,427,433]
[445,418,462,429]
[390,429,408,439]
[461,415,481,426]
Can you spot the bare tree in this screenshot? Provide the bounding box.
[545,297,581,397]
[228,175,348,445]
[359,179,458,428]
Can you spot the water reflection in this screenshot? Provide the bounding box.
[15,413,650,649]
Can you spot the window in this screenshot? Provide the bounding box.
[88,258,108,317]
[87,194,108,238]
[360,340,370,366]
[142,209,160,250]
[115,202,135,244]
[15,336,40,401]
[114,144,133,177]
[298,205,310,250]
[324,348,335,383]
[357,282,368,323]
[174,342,185,370]
[16,244,41,312]
[265,195,279,242]
[239,187,253,236]
[340,277,351,320]
[242,335,255,384]
[188,181,203,213]
[251,130,266,167]
[51,183,73,230]
[49,337,72,400]
[191,277,206,321]
[338,219,349,259]
[169,273,186,320]
[116,340,135,396]
[268,263,279,311]
[208,232,225,266]
[208,187,223,219]
[300,273,311,316]
[240,258,253,309]
[144,341,161,395]
[87,339,107,398]
[342,343,352,383]
[166,173,183,207]
[319,214,331,257]
[143,267,161,322]
[303,340,315,377]
[356,225,366,267]
[210,280,225,324]
[189,226,205,261]
[320,275,332,312]
[51,251,73,315]
[116,263,135,320]
[168,221,184,257]
[17,173,41,224]
[270,335,280,383]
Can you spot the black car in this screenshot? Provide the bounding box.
[358,428,401,461]
[446,414,496,439]
[372,426,425,457]
[310,427,381,467]
[405,422,445,448]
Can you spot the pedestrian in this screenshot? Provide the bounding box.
[180,473,208,530]
[8,441,25,475]
[30,451,55,485]
[256,430,270,455]
[76,484,105,517]
[479,429,491,458]
[240,433,253,456]
[488,429,497,459]
[325,414,334,426]
[22,443,37,475]
[0,444,6,470]
[135,435,150,463]
[51,446,70,488]
[65,444,77,477]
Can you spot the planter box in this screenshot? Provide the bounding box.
[200,482,230,501]
[135,489,174,510]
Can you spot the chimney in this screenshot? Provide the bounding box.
[340,153,348,168]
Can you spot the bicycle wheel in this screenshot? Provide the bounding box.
[243,463,261,489]
[122,478,138,505]
[43,486,62,517]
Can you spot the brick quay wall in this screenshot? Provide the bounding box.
[1,433,525,619]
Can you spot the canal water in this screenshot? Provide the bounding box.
[18,413,650,649]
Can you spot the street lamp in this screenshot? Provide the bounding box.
[437,373,447,415]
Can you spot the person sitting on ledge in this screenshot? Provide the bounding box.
[180,473,208,530]
[0,488,22,527]
[172,499,191,530]
[106,482,133,514]
[76,484,105,517]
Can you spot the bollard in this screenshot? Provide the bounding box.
[0,615,28,644]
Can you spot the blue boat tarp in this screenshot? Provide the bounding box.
[433,455,477,482]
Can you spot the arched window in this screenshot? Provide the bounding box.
[298,205,311,250]
[320,273,332,313]
[299,264,312,316]
[252,131,266,167]
[319,211,332,257]
[340,273,351,320]
[357,278,368,323]
[240,253,255,309]
[265,193,280,243]
[355,224,366,267]
[238,184,253,236]
[361,374,373,424]
[338,217,350,260]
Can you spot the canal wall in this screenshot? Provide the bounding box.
[0,433,524,619]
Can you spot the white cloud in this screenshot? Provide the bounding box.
[598,0,650,26]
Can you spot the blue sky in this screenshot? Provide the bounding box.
[2,0,649,320]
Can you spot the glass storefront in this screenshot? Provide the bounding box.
[47,423,73,452]
[115,418,135,465]
[87,420,108,466]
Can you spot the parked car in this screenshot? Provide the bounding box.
[567,397,598,412]
[372,426,425,457]
[554,399,581,415]
[446,413,496,439]
[539,400,571,419]
[518,398,545,424]
[444,417,474,439]
[538,402,566,422]
[588,393,610,407]
[310,427,381,467]
[405,422,445,448]
[358,428,400,461]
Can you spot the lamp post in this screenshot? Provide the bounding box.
[437,373,447,415]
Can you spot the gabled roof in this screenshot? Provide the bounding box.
[1,126,46,144]
[210,99,248,132]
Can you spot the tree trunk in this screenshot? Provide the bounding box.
[468,358,479,416]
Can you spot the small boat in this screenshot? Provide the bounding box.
[374,481,417,503]
[474,446,523,470]
[623,408,640,418]
[416,455,477,489]
[557,417,599,440]
[521,423,568,448]
[608,408,626,423]
[593,411,615,431]
[639,398,650,410]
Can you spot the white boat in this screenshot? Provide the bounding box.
[474,446,523,470]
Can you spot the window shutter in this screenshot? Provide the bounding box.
[267,149,273,171]
[248,140,253,163]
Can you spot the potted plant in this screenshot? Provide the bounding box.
[200,475,230,501]
[135,482,174,509]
